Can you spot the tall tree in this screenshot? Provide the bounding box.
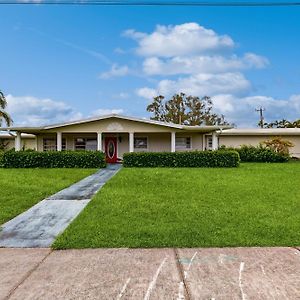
[147,93,229,126]
[0,91,13,127]
[264,118,300,128]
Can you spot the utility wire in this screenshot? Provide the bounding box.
[1,0,300,6]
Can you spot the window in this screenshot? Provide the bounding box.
[43,139,66,151]
[175,137,191,150]
[207,136,213,150]
[75,138,97,151]
[134,137,148,149]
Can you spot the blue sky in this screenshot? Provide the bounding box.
[1,3,300,127]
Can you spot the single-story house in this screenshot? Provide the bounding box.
[0,114,231,163]
[1,114,300,161]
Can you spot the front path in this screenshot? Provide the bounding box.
[1,247,299,299]
[0,164,121,248]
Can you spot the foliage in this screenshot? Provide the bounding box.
[2,150,106,168]
[0,139,9,151]
[0,90,13,127]
[53,163,300,249]
[220,145,289,162]
[261,137,294,155]
[123,150,240,168]
[0,168,97,225]
[146,93,229,125]
[0,150,4,167]
[264,118,300,128]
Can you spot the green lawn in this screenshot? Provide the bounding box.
[53,163,300,249]
[0,168,97,225]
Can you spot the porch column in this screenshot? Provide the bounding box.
[129,132,134,153]
[57,132,62,151]
[171,132,176,152]
[15,132,21,151]
[212,132,219,150]
[97,132,102,151]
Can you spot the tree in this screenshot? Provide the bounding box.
[264,118,300,128]
[0,91,13,127]
[261,137,294,155]
[147,93,229,126]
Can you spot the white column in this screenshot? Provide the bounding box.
[57,132,62,151]
[171,132,176,152]
[97,132,102,151]
[129,132,134,153]
[212,132,219,150]
[15,132,21,151]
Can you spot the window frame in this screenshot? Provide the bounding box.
[43,138,66,151]
[134,136,148,151]
[175,136,192,150]
[206,136,213,150]
[74,138,97,151]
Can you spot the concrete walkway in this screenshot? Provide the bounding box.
[0,164,121,248]
[1,247,299,300]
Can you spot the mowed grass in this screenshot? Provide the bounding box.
[53,163,300,249]
[0,168,97,225]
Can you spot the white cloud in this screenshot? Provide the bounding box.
[135,87,159,100]
[92,108,124,116]
[137,72,251,99]
[124,23,234,57]
[212,94,300,127]
[6,95,82,126]
[99,64,129,79]
[143,53,269,76]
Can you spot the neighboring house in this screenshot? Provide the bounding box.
[0,114,299,161]
[219,128,300,158]
[0,132,36,151]
[0,114,230,163]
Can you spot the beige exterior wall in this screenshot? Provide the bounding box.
[219,135,300,157]
[28,132,204,158]
[1,137,37,151]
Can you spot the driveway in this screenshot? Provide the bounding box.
[1,247,299,299]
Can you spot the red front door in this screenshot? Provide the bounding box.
[105,137,118,163]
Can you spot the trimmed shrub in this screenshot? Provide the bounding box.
[0,150,4,167]
[123,150,240,168]
[220,145,289,163]
[2,150,106,168]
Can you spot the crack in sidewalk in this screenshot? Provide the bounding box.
[4,249,52,300]
[174,248,192,300]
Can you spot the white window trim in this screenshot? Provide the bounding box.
[134,136,149,151]
[74,137,98,151]
[175,136,192,150]
[206,135,213,150]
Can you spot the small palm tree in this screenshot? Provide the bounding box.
[0,91,13,127]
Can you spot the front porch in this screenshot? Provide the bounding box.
[13,130,220,162]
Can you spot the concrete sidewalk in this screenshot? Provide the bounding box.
[1,247,299,300]
[0,164,121,248]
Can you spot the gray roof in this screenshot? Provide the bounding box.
[0,114,232,133]
[219,128,300,136]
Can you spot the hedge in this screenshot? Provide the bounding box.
[0,151,4,167]
[221,145,289,163]
[2,150,106,168]
[123,150,240,168]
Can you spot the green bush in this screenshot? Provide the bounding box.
[2,150,106,168]
[220,145,289,163]
[123,150,240,168]
[0,150,4,167]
